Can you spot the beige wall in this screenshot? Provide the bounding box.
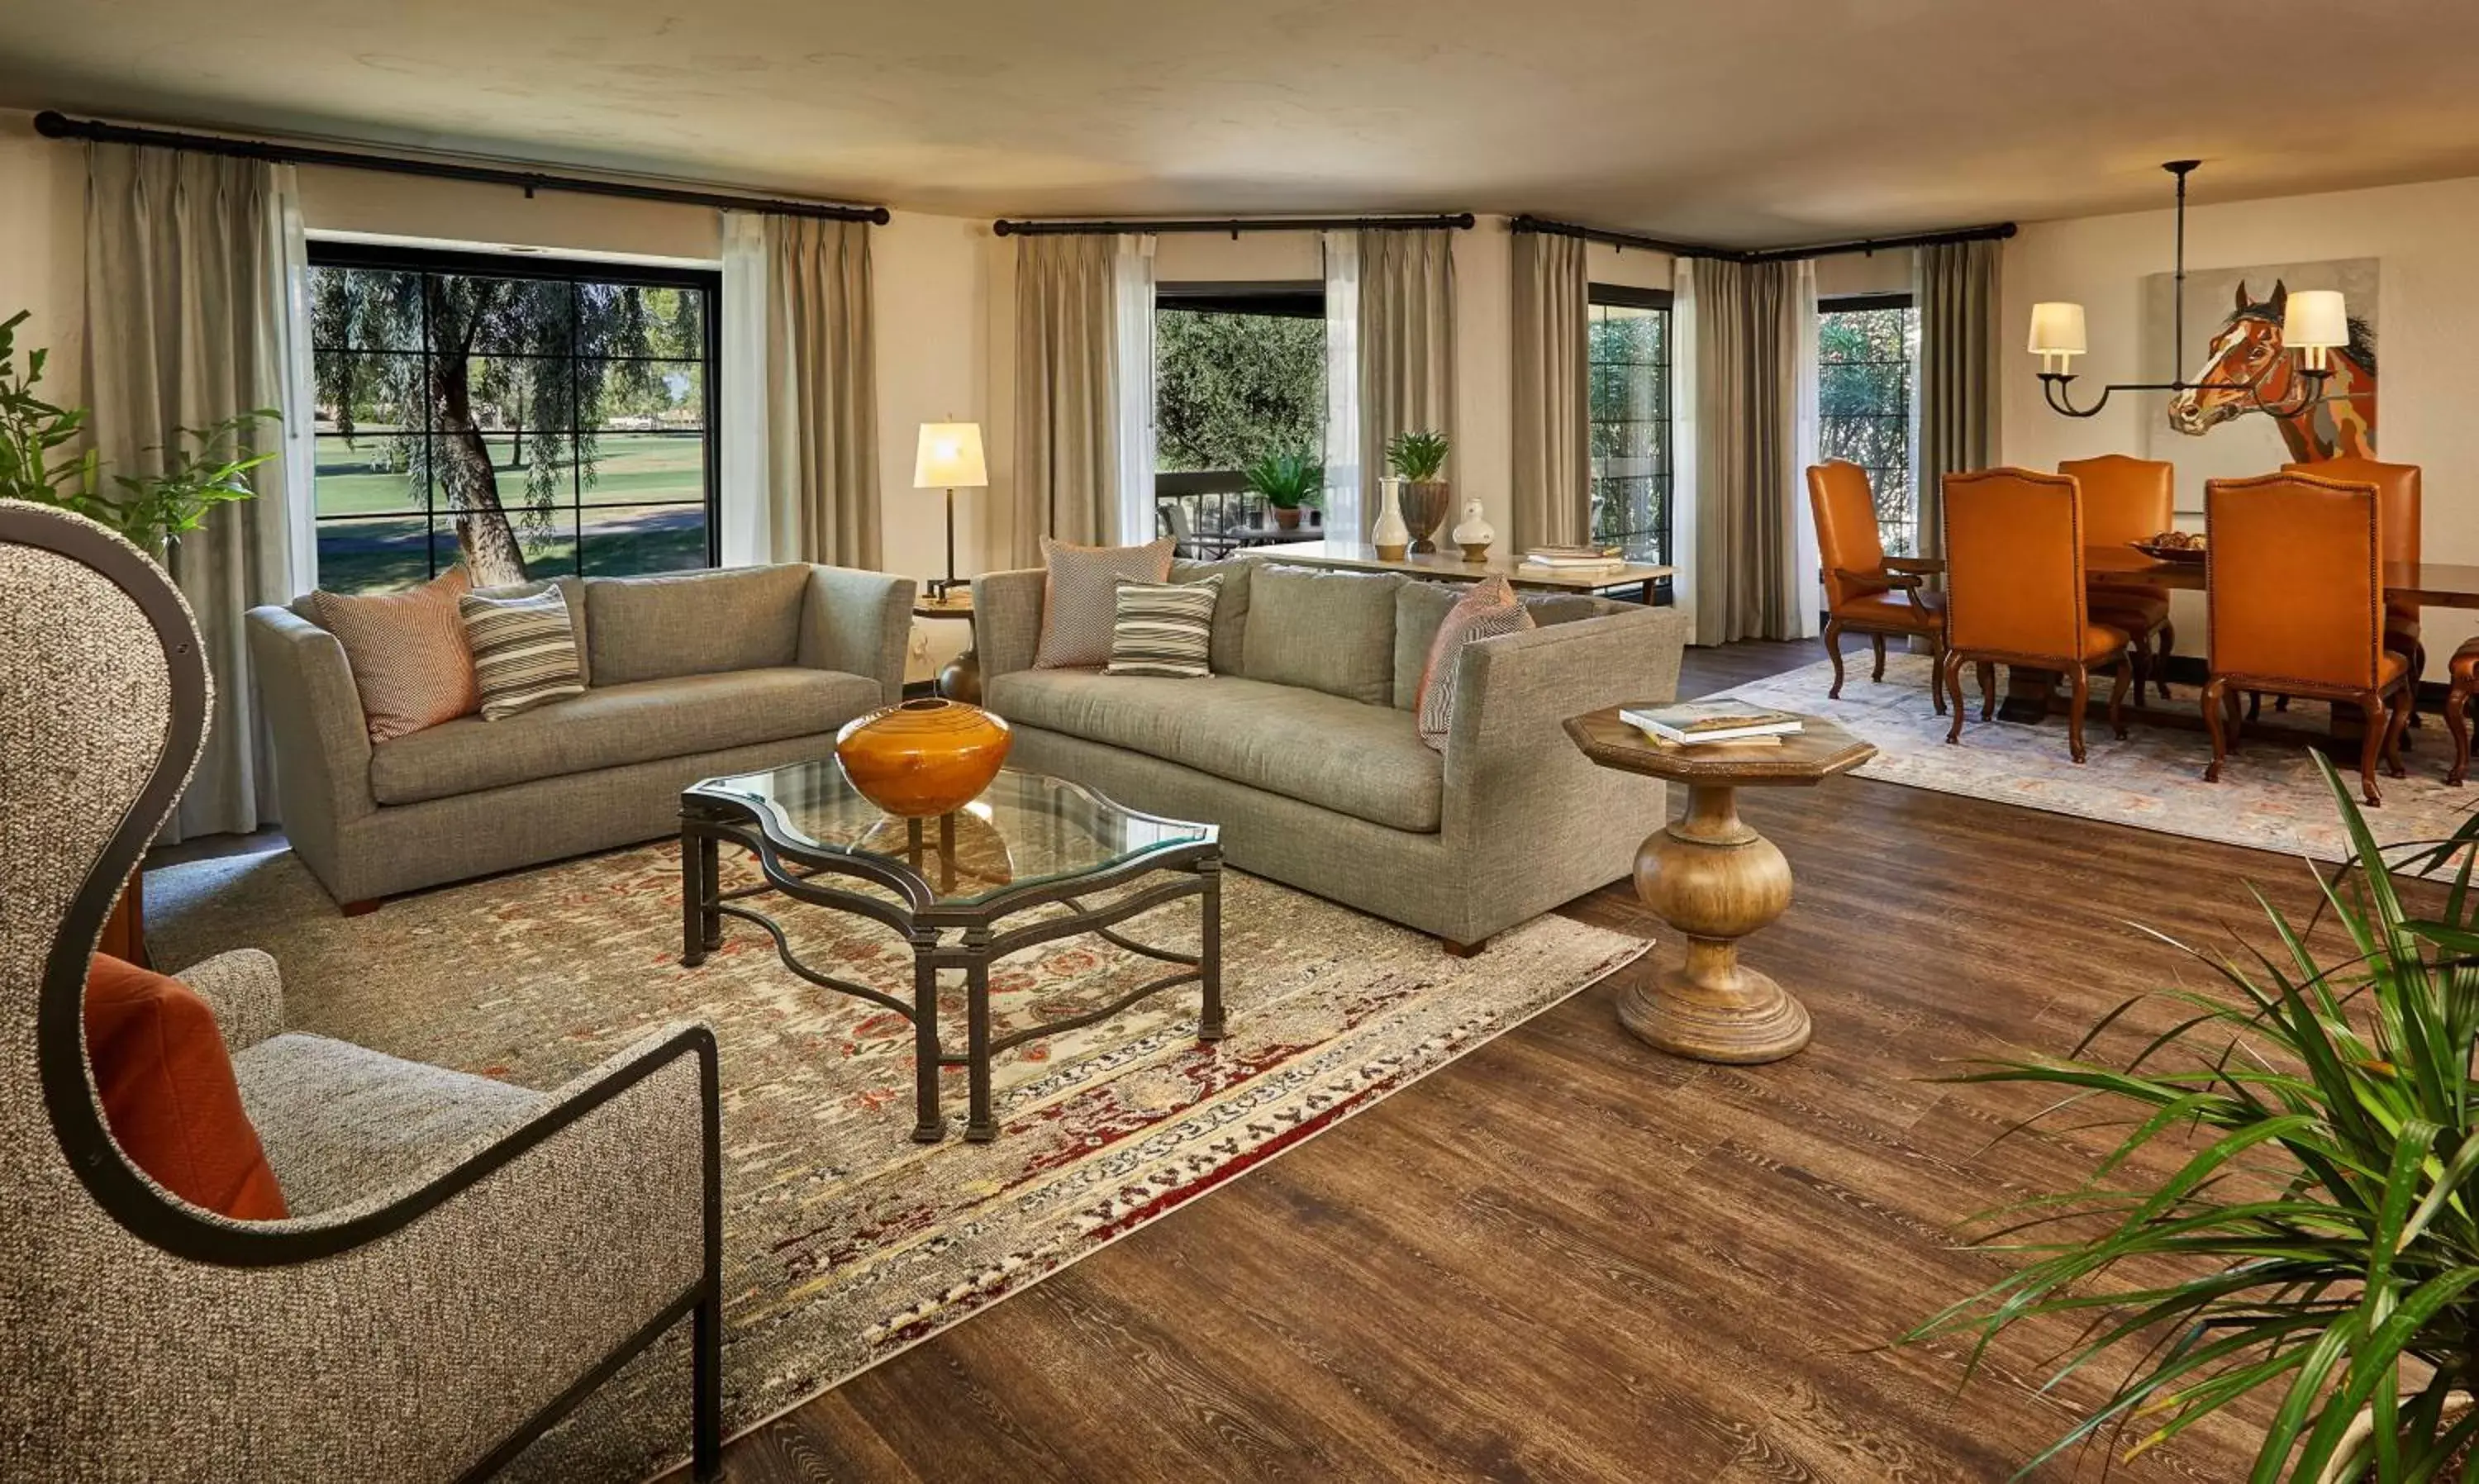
[0,111,90,399]
[2001,174,2479,677]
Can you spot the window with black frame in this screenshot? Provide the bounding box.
[1153,282,1325,555]
[1816,292,1920,555]
[307,243,719,594]
[1587,284,1672,563]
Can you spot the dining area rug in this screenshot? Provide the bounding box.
[143,842,1647,1482]
[1726,651,2479,864]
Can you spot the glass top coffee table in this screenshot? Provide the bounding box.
[678,762,1224,1143]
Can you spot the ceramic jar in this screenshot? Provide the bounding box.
[834,697,1011,817]
[1451,498,1496,561]
[1372,478,1411,560]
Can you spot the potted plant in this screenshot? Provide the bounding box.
[0,309,278,555]
[1907,752,2479,1481]
[1243,448,1321,531]
[1386,429,1451,553]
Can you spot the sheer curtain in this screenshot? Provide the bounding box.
[717,211,772,566]
[1320,231,1362,542]
[1110,234,1158,545]
[1790,259,1823,640]
[1670,256,1701,629]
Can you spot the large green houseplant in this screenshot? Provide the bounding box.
[1910,752,2479,1482]
[0,309,278,554]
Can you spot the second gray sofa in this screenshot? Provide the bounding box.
[247,562,914,908]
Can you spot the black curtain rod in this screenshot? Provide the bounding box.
[1510,213,2015,264]
[33,110,891,225]
[995,213,1474,237]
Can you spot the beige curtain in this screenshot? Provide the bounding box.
[1011,235,1119,564]
[1693,258,1802,643]
[1915,239,2001,558]
[85,144,301,842]
[1357,228,1457,531]
[768,216,879,568]
[1511,231,1588,550]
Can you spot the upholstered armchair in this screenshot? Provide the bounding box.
[2201,472,2409,805]
[1808,459,1947,714]
[2060,454,2177,701]
[0,506,721,1482]
[1939,468,2134,763]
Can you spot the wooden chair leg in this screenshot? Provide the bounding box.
[1870,632,1887,683]
[2201,677,2229,782]
[2067,663,2091,764]
[2246,691,2263,723]
[2449,679,2475,787]
[2109,654,2131,740]
[2156,621,2176,700]
[1824,617,1847,700]
[2384,687,2410,780]
[2357,689,2387,806]
[2224,684,2244,752]
[2407,640,2428,730]
[1928,633,1948,716]
[1976,661,1997,721]
[1944,651,1969,746]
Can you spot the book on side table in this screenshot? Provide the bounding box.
[1619,699,1806,749]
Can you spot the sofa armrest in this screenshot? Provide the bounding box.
[245,604,377,844]
[797,566,916,705]
[175,949,287,1054]
[972,568,1047,685]
[1440,605,1692,849]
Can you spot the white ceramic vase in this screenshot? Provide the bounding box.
[1451,498,1496,561]
[1371,477,1411,559]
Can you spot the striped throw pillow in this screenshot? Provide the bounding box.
[1414,577,1535,752]
[310,566,480,743]
[1034,535,1175,668]
[1106,574,1222,678]
[458,587,587,720]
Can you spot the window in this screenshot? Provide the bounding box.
[1816,293,1920,555]
[1587,285,1672,563]
[1153,282,1325,551]
[309,242,719,594]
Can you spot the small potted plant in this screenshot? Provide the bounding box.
[1243,448,1321,531]
[1386,429,1451,553]
[1907,752,2479,1481]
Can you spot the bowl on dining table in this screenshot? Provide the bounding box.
[2131,535,2207,564]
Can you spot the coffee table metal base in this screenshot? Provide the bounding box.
[678,813,1224,1144]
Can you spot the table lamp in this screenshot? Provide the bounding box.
[913,421,988,601]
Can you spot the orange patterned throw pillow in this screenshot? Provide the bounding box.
[311,566,482,742]
[1034,535,1176,669]
[1414,577,1534,752]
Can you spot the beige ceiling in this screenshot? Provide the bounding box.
[7,0,2479,246]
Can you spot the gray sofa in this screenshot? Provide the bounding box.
[247,562,914,907]
[973,559,1691,949]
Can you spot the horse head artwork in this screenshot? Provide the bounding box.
[2165,278,2377,462]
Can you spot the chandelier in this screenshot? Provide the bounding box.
[2028,160,2346,419]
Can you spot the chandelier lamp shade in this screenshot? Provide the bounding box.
[2029,160,2343,419]
[913,421,989,601]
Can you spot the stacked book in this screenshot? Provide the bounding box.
[1519,544,1627,573]
[1618,700,1804,751]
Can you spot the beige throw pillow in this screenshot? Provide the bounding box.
[1035,536,1175,668]
[1414,577,1534,752]
[459,587,587,720]
[310,566,481,743]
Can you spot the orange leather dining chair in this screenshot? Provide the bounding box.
[2201,471,2408,806]
[1940,468,2133,763]
[1808,459,1947,715]
[2284,455,2422,729]
[2060,454,2176,701]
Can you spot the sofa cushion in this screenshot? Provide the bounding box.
[234,1032,550,1217]
[84,954,288,1220]
[369,667,883,805]
[987,668,1442,832]
[1172,557,1253,674]
[584,564,810,687]
[1393,581,1463,711]
[1241,564,1402,706]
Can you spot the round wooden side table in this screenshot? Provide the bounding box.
[916,587,978,703]
[1563,707,1875,1064]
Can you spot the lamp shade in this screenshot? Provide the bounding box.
[2282,289,2348,350]
[2026,302,2087,356]
[912,422,988,489]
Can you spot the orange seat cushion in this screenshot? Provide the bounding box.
[1838,589,1946,633]
[84,955,288,1220]
[2089,591,2169,630]
[2082,623,2132,660]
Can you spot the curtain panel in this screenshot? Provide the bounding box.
[1509,231,1588,551]
[1355,228,1457,529]
[1692,257,1804,644]
[1915,238,2001,559]
[84,144,307,841]
[1011,234,1120,564]
[768,216,880,568]
[1320,232,1363,543]
[1110,235,1158,548]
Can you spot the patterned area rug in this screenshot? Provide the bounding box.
[1727,652,2478,863]
[145,844,1645,1482]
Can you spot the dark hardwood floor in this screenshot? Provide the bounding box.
[709,637,2363,1483]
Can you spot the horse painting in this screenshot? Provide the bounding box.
[2165,278,2377,462]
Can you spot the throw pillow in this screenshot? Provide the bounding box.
[1170,557,1253,674]
[1035,536,1175,668]
[473,574,590,687]
[1240,564,1402,706]
[1415,576,1535,752]
[1392,581,1465,711]
[84,954,288,1220]
[310,566,480,743]
[1106,573,1223,678]
[459,587,587,720]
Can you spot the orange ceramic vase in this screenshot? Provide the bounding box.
[834,697,1012,817]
